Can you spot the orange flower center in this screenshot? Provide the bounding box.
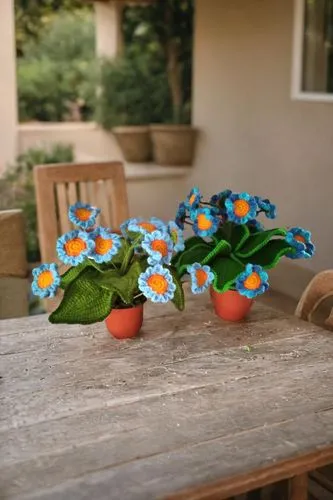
[197,213,212,231]
[294,235,305,243]
[151,239,168,257]
[75,208,92,222]
[95,236,113,255]
[189,193,196,205]
[196,269,207,287]
[234,200,250,218]
[138,222,157,233]
[244,272,261,290]
[64,237,87,257]
[37,270,54,289]
[147,274,168,295]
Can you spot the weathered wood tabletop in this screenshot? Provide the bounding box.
[1,294,333,500]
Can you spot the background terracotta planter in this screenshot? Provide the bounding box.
[150,124,197,166]
[105,304,144,339]
[211,289,253,322]
[112,126,152,163]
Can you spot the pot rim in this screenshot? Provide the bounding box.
[112,125,150,133]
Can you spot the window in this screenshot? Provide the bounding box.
[292,0,333,101]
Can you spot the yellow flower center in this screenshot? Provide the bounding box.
[37,270,54,289]
[75,208,92,222]
[234,200,250,218]
[294,235,305,243]
[95,236,113,255]
[151,239,168,257]
[138,222,157,233]
[197,213,212,231]
[189,193,196,205]
[147,274,168,294]
[64,238,87,257]
[244,272,261,291]
[196,269,207,287]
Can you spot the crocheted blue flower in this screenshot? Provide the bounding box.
[68,202,100,230]
[127,217,166,236]
[168,221,185,252]
[210,190,232,210]
[141,230,174,265]
[187,263,214,294]
[225,192,257,224]
[191,207,220,237]
[56,230,95,266]
[89,227,122,263]
[255,197,277,219]
[236,264,269,299]
[175,202,187,229]
[31,263,61,299]
[138,264,176,303]
[286,227,315,259]
[185,187,202,210]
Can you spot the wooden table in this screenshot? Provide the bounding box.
[1,294,333,500]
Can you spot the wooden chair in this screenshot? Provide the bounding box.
[295,270,333,328]
[34,161,129,265]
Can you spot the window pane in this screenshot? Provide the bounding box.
[302,0,333,93]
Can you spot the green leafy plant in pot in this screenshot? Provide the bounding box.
[172,187,315,321]
[30,203,208,339]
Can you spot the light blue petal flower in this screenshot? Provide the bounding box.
[127,217,167,236]
[175,202,187,229]
[191,207,220,237]
[286,227,315,259]
[187,263,214,294]
[225,192,257,224]
[235,263,269,299]
[185,187,202,210]
[56,230,95,266]
[68,202,100,230]
[138,264,176,303]
[168,221,185,252]
[141,230,174,265]
[255,197,277,219]
[89,227,122,263]
[31,263,60,299]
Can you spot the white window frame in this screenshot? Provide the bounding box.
[291,0,333,102]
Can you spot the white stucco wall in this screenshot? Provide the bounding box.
[192,0,333,298]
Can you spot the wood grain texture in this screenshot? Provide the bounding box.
[295,270,333,328]
[1,297,333,500]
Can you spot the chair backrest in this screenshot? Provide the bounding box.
[34,161,129,264]
[295,270,333,328]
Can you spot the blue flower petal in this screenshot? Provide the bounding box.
[31,263,61,299]
[141,230,174,265]
[168,221,185,252]
[187,263,214,294]
[225,192,257,225]
[89,227,122,263]
[138,264,176,303]
[68,202,100,230]
[235,263,269,299]
[56,230,95,266]
[191,207,220,237]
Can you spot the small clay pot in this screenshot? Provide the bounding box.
[211,288,253,322]
[105,304,143,339]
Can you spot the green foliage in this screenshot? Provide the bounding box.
[17,11,96,122]
[169,267,185,311]
[0,144,74,262]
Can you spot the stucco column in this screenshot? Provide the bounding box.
[0,0,17,172]
[94,1,124,58]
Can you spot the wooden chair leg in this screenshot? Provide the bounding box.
[289,474,308,500]
[246,490,261,499]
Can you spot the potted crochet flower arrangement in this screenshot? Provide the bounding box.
[31,202,206,339]
[172,187,315,321]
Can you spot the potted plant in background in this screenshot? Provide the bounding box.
[31,203,209,339]
[172,187,315,321]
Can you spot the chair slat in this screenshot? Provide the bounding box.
[56,183,70,234]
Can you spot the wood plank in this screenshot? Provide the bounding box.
[55,183,70,234]
[290,474,308,500]
[67,182,78,208]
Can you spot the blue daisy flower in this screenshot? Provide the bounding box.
[236,264,269,299]
[127,217,167,236]
[286,227,315,259]
[209,190,232,210]
[185,187,202,210]
[191,207,220,237]
[168,221,185,252]
[255,197,277,219]
[31,263,61,299]
[141,230,174,265]
[225,192,257,224]
[138,264,176,303]
[187,263,214,294]
[68,202,100,230]
[175,202,187,229]
[56,230,95,266]
[89,227,122,263]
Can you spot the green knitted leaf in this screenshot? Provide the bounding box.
[230,224,250,251]
[169,267,185,311]
[211,257,245,293]
[177,241,212,275]
[111,239,128,265]
[235,228,287,258]
[92,260,143,305]
[172,236,204,266]
[237,240,293,269]
[50,269,114,324]
[60,261,93,289]
[201,239,231,265]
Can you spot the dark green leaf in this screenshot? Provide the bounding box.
[50,269,114,324]
[235,228,287,258]
[201,239,231,265]
[237,240,293,269]
[172,236,205,267]
[211,257,245,293]
[60,260,93,289]
[230,224,250,251]
[177,241,212,275]
[169,266,185,311]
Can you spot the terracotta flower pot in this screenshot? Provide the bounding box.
[210,288,253,322]
[105,304,143,339]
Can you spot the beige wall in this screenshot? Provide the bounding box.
[192,0,333,298]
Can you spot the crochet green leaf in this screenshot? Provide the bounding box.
[201,239,231,265]
[60,261,93,289]
[211,257,244,293]
[176,241,212,275]
[172,236,204,266]
[230,224,250,251]
[235,228,287,258]
[50,269,114,324]
[237,240,294,269]
[169,267,185,311]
